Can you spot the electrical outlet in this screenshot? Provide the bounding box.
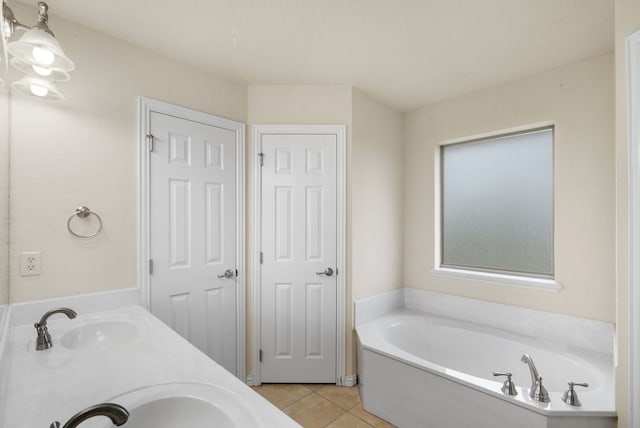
[20,252,41,276]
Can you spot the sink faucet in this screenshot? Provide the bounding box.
[521,353,549,402]
[34,307,77,351]
[50,403,129,428]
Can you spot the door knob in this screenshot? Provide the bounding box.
[315,267,334,277]
[217,269,235,279]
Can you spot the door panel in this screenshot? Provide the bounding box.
[149,111,238,375]
[260,133,337,383]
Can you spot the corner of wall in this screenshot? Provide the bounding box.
[614,1,640,426]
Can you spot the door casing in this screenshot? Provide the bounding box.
[251,124,346,386]
[627,29,640,428]
[138,97,246,381]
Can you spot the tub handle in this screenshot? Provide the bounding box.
[493,372,518,396]
[562,381,589,407]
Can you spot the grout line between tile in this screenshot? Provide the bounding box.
[258,384,384,427]
[321,401,347,428]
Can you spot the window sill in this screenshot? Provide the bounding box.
[431,267,562,291]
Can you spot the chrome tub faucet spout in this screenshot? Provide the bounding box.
[34,307,77,351]
[520,353,539,389]
[521,353,549,402]
[50,403,129,428]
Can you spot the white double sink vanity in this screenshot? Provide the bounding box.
[0,301,300,428]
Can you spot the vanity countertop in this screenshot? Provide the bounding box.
[0,305,300,428]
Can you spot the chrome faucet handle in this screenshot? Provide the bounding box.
[50,403,129,428]
[493,372,518,396]
[34,307,77,351]
[530,376,550,403]
[562,381,589,407]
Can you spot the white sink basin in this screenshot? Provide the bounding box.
[60,320,140,351]
[93,382,262,428]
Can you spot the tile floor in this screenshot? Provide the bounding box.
[252,384,395,428]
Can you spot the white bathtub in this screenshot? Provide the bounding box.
[356,310,616,428]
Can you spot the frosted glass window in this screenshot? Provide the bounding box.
[441,128,553,277]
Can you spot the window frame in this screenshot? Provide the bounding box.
[432,122,561,291]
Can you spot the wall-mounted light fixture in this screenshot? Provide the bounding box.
[1,1,73,101]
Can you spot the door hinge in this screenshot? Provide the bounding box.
[259,252,263,264]
[146,134,154,152]
[259,349,263,363]
[258,152,264,167]
[148,259,154,275]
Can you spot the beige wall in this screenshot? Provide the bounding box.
[614,1,640,427]
[247,86,353,125]
[350,89,404,372]
[351,89,404,302]
[404,54,615,322]
[8,5,247,303]
[0,89,8,305]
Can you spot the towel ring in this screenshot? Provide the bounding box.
[67,206,103,239]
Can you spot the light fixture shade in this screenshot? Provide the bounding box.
[7,27,74,72]
[10,56,69,81]
[11,74,64,101]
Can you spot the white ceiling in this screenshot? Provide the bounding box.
[23,0,614,111]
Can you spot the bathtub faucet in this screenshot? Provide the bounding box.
[520,354,540,388]
[521,354,549,402]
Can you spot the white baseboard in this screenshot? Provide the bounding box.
[245,373,357,387]
[341,374,358,387]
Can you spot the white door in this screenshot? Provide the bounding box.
[149,111,239,375]
[259,132,338,383]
